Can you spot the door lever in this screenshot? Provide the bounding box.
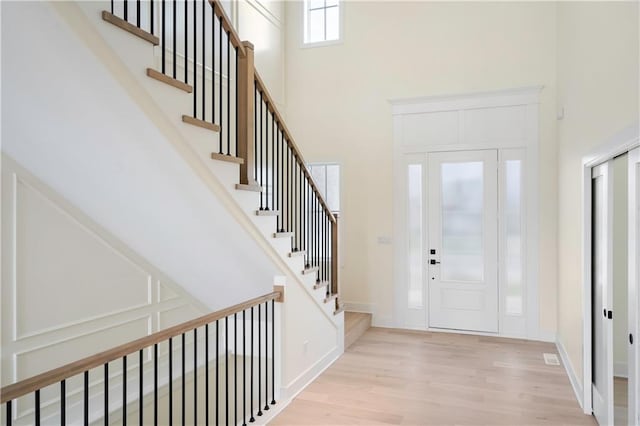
[430,259,441,265]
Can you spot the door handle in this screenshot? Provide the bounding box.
[430,259,441,265]
[630,334,634,345]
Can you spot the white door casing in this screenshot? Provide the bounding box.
[391,86,540,339]
[591,162,614,426]
[427,150,499,333]
[628,147,640,425]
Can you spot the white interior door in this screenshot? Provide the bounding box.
[628,147,640,426]
[427,150,498,333]
[591,162,614,426]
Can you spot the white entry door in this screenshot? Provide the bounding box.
[591,162,614,426]
[628,147,640,426]
[427,150,498,333]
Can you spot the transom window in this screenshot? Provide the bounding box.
[304,0,341,45]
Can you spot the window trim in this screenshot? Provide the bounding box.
[308,162,341,215]
[301,0,344,48]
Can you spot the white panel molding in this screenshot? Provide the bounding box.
[1,155,208,387]
[246,0,283,28]
[557,338,584,409]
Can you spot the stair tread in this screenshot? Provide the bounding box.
[211,152,244,164]
[288,250,305,257]
[302,266,319,275]
[344,311,371,347]
[255,209,278,216]
[324,293,338,303]
[313,280,329,290]
[182,115,220,132]
[273,232,293,238]
[146,68,192,93]
[236,183,262,192]
[334,304,345,316]
[102,11,159,45]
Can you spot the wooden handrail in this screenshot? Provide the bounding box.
[0,289,282,404]
[253,71,337,224]
[209,0,246,58]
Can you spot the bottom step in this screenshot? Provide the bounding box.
[344,312,371,349]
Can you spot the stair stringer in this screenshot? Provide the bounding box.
[54,1,339,323]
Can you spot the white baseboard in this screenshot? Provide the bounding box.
[556,338,584,410]
[254,345,343,424]
[614,362,628,378]
[535,329,557,343]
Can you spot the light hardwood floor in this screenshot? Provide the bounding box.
[272,328,595,425]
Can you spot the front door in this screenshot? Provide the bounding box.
[427,150,498,333]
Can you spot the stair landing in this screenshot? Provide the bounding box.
[344,312,371,349]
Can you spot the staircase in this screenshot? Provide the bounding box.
[89,0,343,319]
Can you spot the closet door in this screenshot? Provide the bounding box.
[591,162,614,426]
[628,147,640,426]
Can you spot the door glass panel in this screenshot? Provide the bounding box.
[505,160,523,315]
[440,162,484,282]
[407,164,423,308]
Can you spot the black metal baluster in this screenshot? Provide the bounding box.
[124,0,128,21]
[202,0,205,121]
[205,324,209,426]
[172,0,177,79]
[272,115,275,212]
[6,400,12,426]
[194,328,197,426]
[259,92,264,210]
[110,0,113,14]
[294,160,298,251]
[122,356,127,426]
[136,1,140,27]
[169,338,173,426]
[225,317,229,426]
[234,313,238,426]
[184,0,188,84]
[218,17,223,152]
[249,307,254,423]
[104,363,109,425]
[139,349,144,426]
[154,344,158,425]
[193,0,197,118]
[35,389,40,426]
[235,47,239,156]
[182,333,186,426]
[84,371,89,426]
[61,379,66,426]
[257,304,262,417]
[288,149,292,235]
[161,0,165,74]
[216,320,219,426]
[227,32,231,156]
[242,310,247,426]
[271,299,276,405]
[264,302,269,411]
[254,88,258,182]
[265,101,269,210]
[304,178,308,267]
[212,4,216,135]
[150,0,154,34]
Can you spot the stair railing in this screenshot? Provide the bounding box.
[102,0,340,304]
[1,288,283,425]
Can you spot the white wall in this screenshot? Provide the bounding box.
[284,1,558,332]
[556,1,639,388]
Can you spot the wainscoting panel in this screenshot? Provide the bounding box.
[1,155,208,389]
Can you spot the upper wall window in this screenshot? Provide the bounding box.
[304,0,341,45]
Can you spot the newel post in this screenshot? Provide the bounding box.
[237,41,256,185]
[331,214,339,296]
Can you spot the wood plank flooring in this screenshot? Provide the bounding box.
[272,327,595,425]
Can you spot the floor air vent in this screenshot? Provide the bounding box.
[543,353,560,366]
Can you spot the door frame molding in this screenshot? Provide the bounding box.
[580,123,639,416]
[391,86,542,340]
